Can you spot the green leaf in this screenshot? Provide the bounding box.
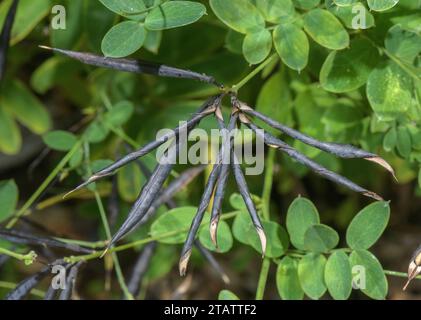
[385,25,421,64]
[199,220,233,253]
[210,0,265,34]
[320,38,379,93]
[293,0,321,10]
[255,0,295,23]
[145,244,177,281]
[349,250,388,299]
[327,1,374,30]
[85,121,110,144]
[0,180,18,223]
[232,209,251,244]
[225,30,244,54]
[232,211,289,257]
[218,290,240,300]
[273,24,309,71]
[298,253,327,300]
[42,131,78,152]
[383,127,397,152]
[2,80,51,134]
[367,0,399,11]
[98,0,147,20]
[250,221,289,258]
[117,162,143,202]
[303,9,349,50]
[324,250,352,300]
[367,62,413,121]
[0,0,50,45]
[346,201,390,250]
[304,224,339,253]
[286,197,320,250]
[104,101,134,127]
[396,126,412,158]
[101,21,146,58]
[333,0,358,5]
[150,206,198,244]
[0,107,21,155]
[276,256,304,300]
[145,1,206,30]
[242,28,272,64]
[229,193,247,210]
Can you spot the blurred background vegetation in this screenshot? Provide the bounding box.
[0,0,420,299]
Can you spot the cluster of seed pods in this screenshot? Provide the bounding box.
[63,88,394,276]
[0,0,403,296]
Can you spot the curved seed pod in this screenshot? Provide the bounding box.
[105,97,224,250]
[238,102,396,179]
[59,261,84,300]
[195,241,230,284]
[0,0,19,81]
[127,242,157,298]
[179,154,223,276]
[135,165,207,228]
[0,228,93,254]
[106,141,181,250]
[131,162,228,287]
[6,259,64,300]
[39,46,221,87]
[404,244,421,290]
[245,120,383,201]
[65,95,221,198]
[44,283,59,300]
[231,148,267,257]
[210,111,238,246]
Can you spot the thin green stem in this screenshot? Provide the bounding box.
[0,247,37,264]
[83,142,134,300]
[64,211,240,264]
[255,259,271,300]
[54,237,107,249]
[262,148,275,221]
[255,149,276,300]
[0,281,45,298]
[94,192,134,300]
[231,54,278,92]
[384,270,421,280]
[7,140,83,228]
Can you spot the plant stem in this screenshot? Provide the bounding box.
[231,54,278,92]
[83,141,134,300]
[384,270,421,280]
[6,140,83,228]
[0,247,35,263]
[94,192,134,300]
[0,281,45,298]
[262,149,275,221]
[64,211,240,264]
[255,149,276,300]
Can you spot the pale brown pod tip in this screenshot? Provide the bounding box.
[179,250,192,277]
[365,157,398,182]
[210,218,219,248]
[256,227,267,258]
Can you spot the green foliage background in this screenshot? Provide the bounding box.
[0,0,420,300]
